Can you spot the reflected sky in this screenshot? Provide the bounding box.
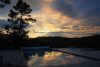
[27,51,80,67]
[24,48,100,67]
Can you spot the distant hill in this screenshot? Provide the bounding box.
[27,35,100,49]
[0,34,100,50]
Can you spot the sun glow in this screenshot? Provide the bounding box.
[26,1,81,38]
[27,9,80,38]
[40,27,51,32]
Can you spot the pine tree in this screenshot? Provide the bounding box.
[5,0,36,40]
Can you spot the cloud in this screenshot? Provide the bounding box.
[0,0,100,38]
[28,51,83,67]
[53,0,78,18]
[24,0,43,11]
[52,0,100,27]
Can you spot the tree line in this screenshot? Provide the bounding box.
[0,35,100,50]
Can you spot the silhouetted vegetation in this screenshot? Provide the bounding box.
[4,0,36,40]
[0,34,100,50]
[27,35,100,50]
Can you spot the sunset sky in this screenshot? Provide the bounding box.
[0,0,100,38]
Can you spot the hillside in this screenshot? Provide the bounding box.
[0,34,100,50]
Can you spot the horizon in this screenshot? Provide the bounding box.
[0,0,100,38]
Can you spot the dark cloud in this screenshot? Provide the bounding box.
[72,25,80,30]
[24,0,43,11]
[53,0,77,18]
[81,7,100,19]
[47,32,65,37]
[0,0,42,16]
[81,18,100,26]
[53,0,100,26]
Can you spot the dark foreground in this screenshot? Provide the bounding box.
[0,35,100,50]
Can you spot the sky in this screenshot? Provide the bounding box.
[0,0,100,38]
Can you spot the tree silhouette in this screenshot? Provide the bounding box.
[5,0,36,40]
[0,0,10,8]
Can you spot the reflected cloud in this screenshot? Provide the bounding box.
[27,51,82,67]
[26,48,100,67]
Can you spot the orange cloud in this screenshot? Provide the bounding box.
[43,0,54,3]
[27,7,82,38]
[26,0,99,38]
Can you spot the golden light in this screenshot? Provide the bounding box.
[26,1,81,38]
[27,9,81,38]
[43,0,54,3]
[43,52,63,62]
[27,51,76,66]
[40,27,51,32]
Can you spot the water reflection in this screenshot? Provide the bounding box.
[22,48,100,67]
[23,51,79,67]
